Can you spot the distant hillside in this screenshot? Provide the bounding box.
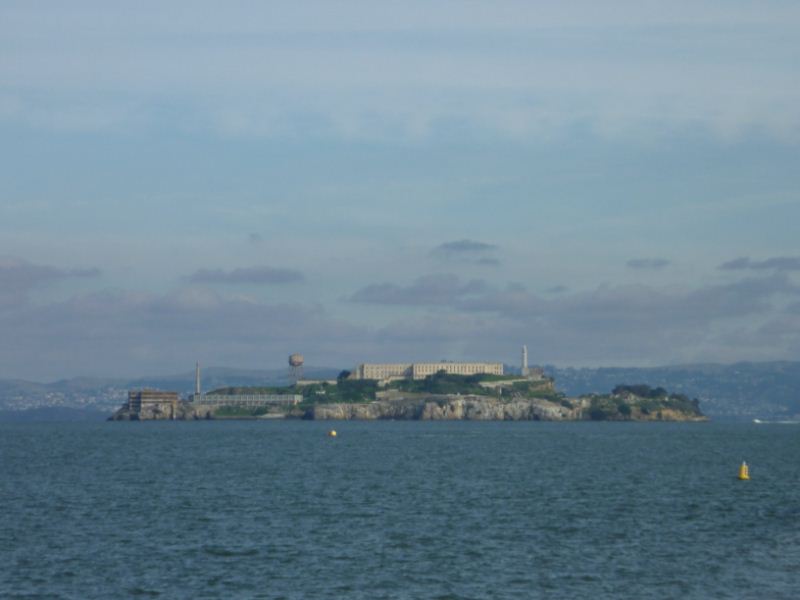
[0,366,340,413]
[545,362,800,421]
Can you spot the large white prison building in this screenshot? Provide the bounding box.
[351,362,503,381]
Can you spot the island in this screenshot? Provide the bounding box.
[109,370,707,422]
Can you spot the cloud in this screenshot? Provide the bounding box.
[546,285,568,294]
[187,266,304,285]
[353,271,800,365]
[0,287,366,380]
[626,258,670,270]
[718,257,751,270]
[350,273,799,327]
[468,274,796,323]
[3,2,799,141]
[0,257,100,307]
[349,274,488,305]
[0,257,100,287]
[432,240,497,255]
[719,256,800,271]
[431,240,500,267]
[3,269,800,380]
[474,257,501,266]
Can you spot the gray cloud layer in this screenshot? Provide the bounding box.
[0,257,100,288]
[0,257,100,308]
[350,274,488,305]
[351,272,800,366]
[3,2,799,141]
[3,258,800,380]
[546,285,568,294]
[432,240,498,255]
[431,240,500,267]
[719,256,800,272]
[187,266,304,285]
[0,287,364,380]
[627,258,670,270]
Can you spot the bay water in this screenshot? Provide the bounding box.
[1,421,799,599]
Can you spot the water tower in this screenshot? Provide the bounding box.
[289,353,304,383]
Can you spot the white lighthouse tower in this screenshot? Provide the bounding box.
[521,345,529,377]
[194,361,201,400]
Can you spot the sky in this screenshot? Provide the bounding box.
[1,1,800,381]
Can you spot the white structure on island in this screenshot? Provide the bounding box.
[195,361,201,396]
[351,362,503,381]
[521,345,529,377]
[197,394,302,407]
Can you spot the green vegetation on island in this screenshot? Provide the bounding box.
[212,405,277,418]
[114,372,706,421]
[585,384,704,421]
[209,378,379,407]
[209,371,565,406]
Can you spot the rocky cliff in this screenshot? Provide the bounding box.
[110,402,223,421]
[307,392,706,421]
[109,390,706,422]
[307,395,580,421]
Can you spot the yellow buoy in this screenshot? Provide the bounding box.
[328,430,337,437]
[738,461,750,480]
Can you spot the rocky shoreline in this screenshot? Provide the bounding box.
[307,395,580,420]
[109,393,707,422]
